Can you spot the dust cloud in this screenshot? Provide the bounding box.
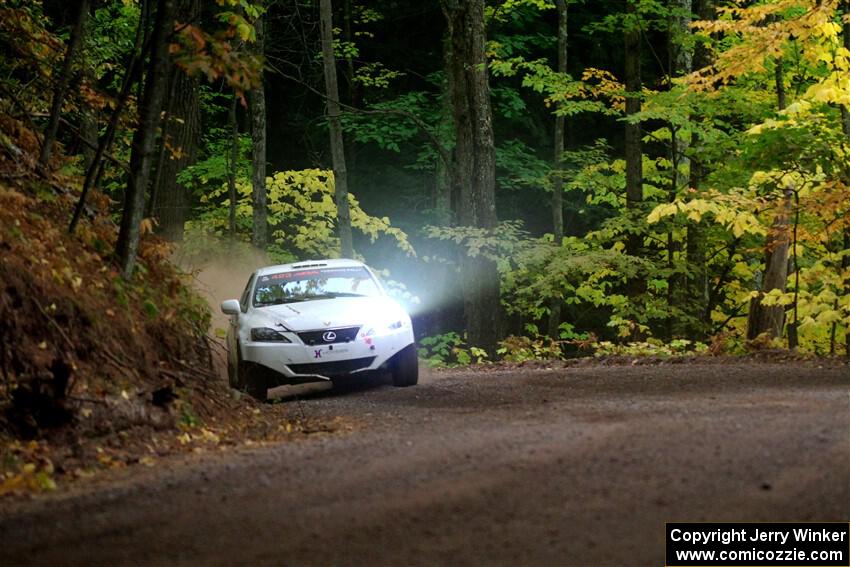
[171,239,270,382]
[172,240,270,335]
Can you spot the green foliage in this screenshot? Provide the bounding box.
[142,299,158,319]
[340,91,436,153]
[495,139,550,191]
[425,220,531,266]
[178,130,252,193]
[178,400,200,428]
[354,62,404,89]
[85,1,140,88]
[486,0,555,23]
[417,333,489,367]
[496,334,564,362]
[591,339,709,358]
[20,0,848,360]
[190,168,414,260]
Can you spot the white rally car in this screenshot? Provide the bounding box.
[221,259,418,401]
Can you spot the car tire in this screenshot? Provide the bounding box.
[243,364,275,402]
[391,344,418,387]
[230,343,273,402]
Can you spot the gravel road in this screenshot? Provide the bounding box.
[1,361,848,566]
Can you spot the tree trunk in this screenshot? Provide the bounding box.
[427,30,458,340]
[250,11,268,250]
[774,58,786,112]
[667,0,693,338]
[40,0,90,171]
[746,58,791,340]
[115,0,175,279]
[623,0,645,315]
[69,0,149,234]
[147,67,178,219]
[435,32,454,226]
[787,190,800,349]
[547,0,568,339]
[146,0,201,222]
[843,230,850,357]
[320,0,354,258]
[624,0,643,255]
[442,0,500,355]
[552,0,568,243]
[684,0,715,337]
[746,188,792,340]
[342,0,358,174]
[79,68,98,174]
[841,0,850,356]
[227,93,239,238]
[150,60,200,241]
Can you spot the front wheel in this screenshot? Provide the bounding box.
[244,375,270,402]
[243,364,277,402]
[232,345,275,402]
[391,344,418,387]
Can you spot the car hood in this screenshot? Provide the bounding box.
[251,296,407,331]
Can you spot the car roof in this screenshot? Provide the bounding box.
[255,258,366,276]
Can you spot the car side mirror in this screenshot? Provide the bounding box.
[221,299,241,315]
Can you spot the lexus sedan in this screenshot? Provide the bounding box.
[221,259,417,401]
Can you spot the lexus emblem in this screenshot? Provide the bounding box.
[322,331,337,342]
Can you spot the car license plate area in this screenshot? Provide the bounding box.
[310,346,349,360]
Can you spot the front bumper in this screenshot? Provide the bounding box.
[240,326,414,381]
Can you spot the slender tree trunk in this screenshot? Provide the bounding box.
[342,0,358,173]
[624,0,643,255]
[40,0,90,171]
[840,1,850,356]
[79,68,98,174]
[116,0,175,278]
[667,0,693,338]
[428,30,458,340]
[774,58,786,112]
[843,230,850,357]
[320,0,354,258]
[442,0,500,355]
[435,32,453,226]
[746,60,791,340]
[147,68,178,219]
[227,93,239,238]
[686,160,708,334]
[69,0,149,234]
[685,0,715,337]
[623,0,645,317]
[787,190,800,349]
[552,0,568,243]
[547,0,568,339]
[250,10,268,249]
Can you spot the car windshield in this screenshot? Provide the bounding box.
[253,266,382,307]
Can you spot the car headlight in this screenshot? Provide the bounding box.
[363,319,405,337]
[251,327,292,342]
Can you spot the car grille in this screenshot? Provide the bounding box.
[297,326,360,346]
[287,356,376,376]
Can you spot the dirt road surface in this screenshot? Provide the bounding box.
[1,361,848,566]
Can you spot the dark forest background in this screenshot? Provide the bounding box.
[3,0,850,364]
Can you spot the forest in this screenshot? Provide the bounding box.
[2,0,850,379]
